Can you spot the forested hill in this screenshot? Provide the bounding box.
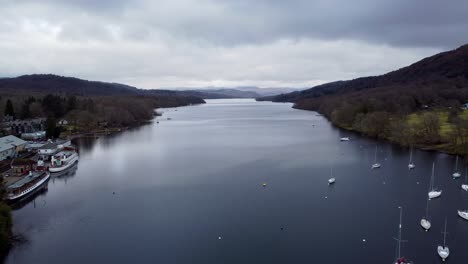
[0,74,227,99]
[259,44,468,155]
[260,44,468,109]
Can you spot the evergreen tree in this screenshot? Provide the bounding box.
[66,96,78,111]
[20,102,31,119]
[46,117,57,139]
[4,99,14,117]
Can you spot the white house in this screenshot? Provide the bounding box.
[0,135,27,161]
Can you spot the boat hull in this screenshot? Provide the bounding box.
[458,210,468,220]
[7,173,50,203]
[49,157,79,173]
[462,184,468,191]
[371,163,381,169]
[408,164,415,169]
[428,191,442,199]
[453,172,461,178]
[437,246,449,261]
[420,219,431,230]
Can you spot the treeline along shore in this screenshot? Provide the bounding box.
[0,74,205,260]
[258,44,468,158]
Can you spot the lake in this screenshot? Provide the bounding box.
[6,99,468,263]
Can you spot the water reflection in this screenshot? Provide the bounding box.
[6,99,468,264]
[50,162,79,183]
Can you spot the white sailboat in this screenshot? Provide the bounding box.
[328,166,335,185]
[420,196,431,231]
[437,218,450,261]
[452,156,461,178]
[340,137,349,141]
[408,147,415,169]
[462,167,468,191]
[371,146,381,169]
[428,162,442,199]
[458,210,468,221]
[393,207,411,264]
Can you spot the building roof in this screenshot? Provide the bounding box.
[38,142,58,150]
[11,159,36,166]
[0,135,27,152]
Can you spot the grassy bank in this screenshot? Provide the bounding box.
[309,105,468,157]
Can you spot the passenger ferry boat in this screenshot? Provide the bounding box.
[7,171,50,202]
[49,150,79,173]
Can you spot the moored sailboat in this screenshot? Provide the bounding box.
[428,162,442,199]
[437,218,450,261]
[393,206,412,264]
[420,197,431,231]
[371,146,381,169]
[453,156,461,178]
[462,167,468,191]
[408,147,415,169]
[328,166,335,185]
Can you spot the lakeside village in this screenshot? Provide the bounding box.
[0,117,79,204]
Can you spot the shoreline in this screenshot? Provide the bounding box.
[293,105,463,157]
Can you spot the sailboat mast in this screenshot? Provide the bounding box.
[443,218,447,246]
[465,166,467,183]
[425,197,430,219]
[397,206,403,258]
[409,147,413,163]
[430,162,435,191]
[455,156,458,170]
[374,146,377,163]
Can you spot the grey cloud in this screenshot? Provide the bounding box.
[0,0,466,88]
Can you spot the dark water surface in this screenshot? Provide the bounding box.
[6,99,468,264]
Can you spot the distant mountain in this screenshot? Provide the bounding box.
[166,86,301,99]
[259,44,468,107]
[0,74,300,99]
[232,86,302,97]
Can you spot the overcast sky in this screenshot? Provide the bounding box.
[1,0,467,89]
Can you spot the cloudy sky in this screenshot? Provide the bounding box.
[1,0,468,89]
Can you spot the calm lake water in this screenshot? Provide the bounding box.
[6,99,468,264]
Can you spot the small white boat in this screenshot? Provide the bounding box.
[49,150,79,173]
[458,210,468,221]
[340,137,350,141]
[437,218,450,261]
[462,167,468,191]
[420,219,431,231]
[420,196,431,231]
[408,147,415,169]
[393,207,412,264]
[428,162,442,199]
[328,166,335,184]
[452,156,461,178]
[371,146,381,169]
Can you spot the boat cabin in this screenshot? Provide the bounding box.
[7,171,48,199]
[11,159,37,176]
